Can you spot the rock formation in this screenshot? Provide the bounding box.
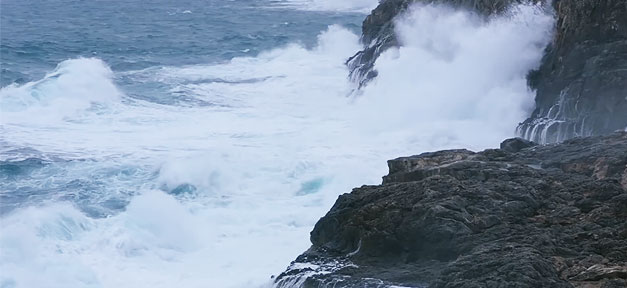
[517,0,627,143]
[275,132,627,287]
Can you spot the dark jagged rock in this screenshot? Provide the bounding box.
[517,0,627,143]
[275,132,627,287]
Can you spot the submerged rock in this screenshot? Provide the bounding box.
[275,132,627,287]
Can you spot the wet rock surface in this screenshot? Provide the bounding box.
[275,132,627,287]
[518,0,627,143]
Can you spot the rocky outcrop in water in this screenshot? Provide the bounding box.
[275,132,627,287]
[517,0,627,143]
[348,0,627,142]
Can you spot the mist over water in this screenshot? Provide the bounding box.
[0,2,553,288]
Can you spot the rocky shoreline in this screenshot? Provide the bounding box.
[275,132,627,287]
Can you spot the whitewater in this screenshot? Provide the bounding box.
[0,1,554,287]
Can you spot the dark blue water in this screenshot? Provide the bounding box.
[1,0,363,86]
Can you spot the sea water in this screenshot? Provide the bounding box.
[0,1,553,287]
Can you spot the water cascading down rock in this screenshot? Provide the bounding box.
[517,0,627,143]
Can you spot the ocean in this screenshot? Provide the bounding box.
[0,1,553,287]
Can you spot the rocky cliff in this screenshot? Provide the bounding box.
[275,132,627,287]
[517,0,627,143]
[348,0,627,142]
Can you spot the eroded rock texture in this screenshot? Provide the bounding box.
[275,132,627,287]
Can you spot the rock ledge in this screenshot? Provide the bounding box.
[276,132,627,288]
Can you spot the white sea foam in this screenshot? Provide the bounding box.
[354,3,553,148]
[0,58,121,120]
[0,5,553,288]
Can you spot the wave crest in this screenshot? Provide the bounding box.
[1,58,122,120]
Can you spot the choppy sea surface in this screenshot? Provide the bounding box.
[1,1,554,287]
